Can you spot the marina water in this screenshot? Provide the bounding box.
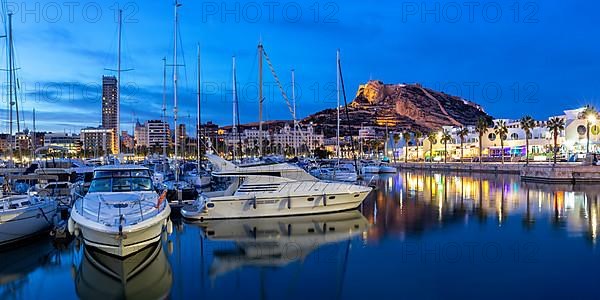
[1,171,599,299]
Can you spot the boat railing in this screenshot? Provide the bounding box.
[78,193,165,226]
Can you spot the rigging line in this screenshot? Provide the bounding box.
[176,21,189,92]
[261,48,307,142]
[338,55,359,174]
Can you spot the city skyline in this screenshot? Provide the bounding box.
[1,0,599,133]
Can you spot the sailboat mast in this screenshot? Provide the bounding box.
[232,56,237,160]
[162,57,167,157]
[116,9,122,156]
[292,69,297,157]
[7,13,13,164]
[196,44,201,167]
[258,42,264,157]
[173,0,181,182]
[336,49,341,159]
[32,108,36,159]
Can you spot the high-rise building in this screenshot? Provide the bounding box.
[101,75,118,154]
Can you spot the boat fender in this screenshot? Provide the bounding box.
[166,219,173,235]
[253,196,257,209]
[118,215,125,237]
[167,240,174,255]
[67,218,75,234]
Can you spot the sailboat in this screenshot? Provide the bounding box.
[313,50,358,182]
[161,1,198,208]
[182,45,211,189]
[0,13,58,247]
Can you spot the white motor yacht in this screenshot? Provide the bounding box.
[0,193,57,246]
[69,165,171,257]
[181,155,371,220]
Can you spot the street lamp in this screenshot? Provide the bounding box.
[587,114,596,154]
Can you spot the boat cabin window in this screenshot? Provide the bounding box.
[89,169,153,193]
[94,169,151,179]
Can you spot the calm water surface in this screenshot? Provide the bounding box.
[2,171,600,299]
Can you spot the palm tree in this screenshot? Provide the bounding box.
[475,117,489,164]
[415,131,423,162]
[519,116,535,165]
[402,131,411,163]
[427,133,437,163]
[441,130,452,163]
[547,117,565,164]
[392,133,400,163]
[457,127,469,163]
[494,120,508,164]
[581,105,597,154]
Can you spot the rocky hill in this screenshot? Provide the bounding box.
[302,80,491,137]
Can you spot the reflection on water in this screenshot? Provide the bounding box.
[0,238,59,299]
[363,172,600,244]
[2,171,600,299]
[198,211,368,279]
[76,243,172,300]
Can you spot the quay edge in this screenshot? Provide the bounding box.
[393,162,600,184]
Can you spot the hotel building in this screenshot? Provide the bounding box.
[399,107,598,162]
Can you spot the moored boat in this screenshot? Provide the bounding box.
[69,165,171,257]
[0,194,57,246]
[181,155,371,220]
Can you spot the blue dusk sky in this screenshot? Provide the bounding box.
[0,0,599,133]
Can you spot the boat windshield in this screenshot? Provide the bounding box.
[89,169,153,193]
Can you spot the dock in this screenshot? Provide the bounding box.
[394,162,522,174]
[521,165,600,183]
[393,162,600,184]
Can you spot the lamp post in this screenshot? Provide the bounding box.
[587,114,596,154]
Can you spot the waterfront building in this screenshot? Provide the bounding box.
[400,107,597,162]
[14,131,31,152]
[121,131,134,151]
[146,120,171,152]
[222,123,324,156]
[80,127,116,157]
[134,121,149,148]
[44,133,82,154]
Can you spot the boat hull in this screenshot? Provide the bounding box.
[182,190,371,220]
[71,208,170,257]
[0,202,56,246]
[379,166,397,174]
[362,166,380,174]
